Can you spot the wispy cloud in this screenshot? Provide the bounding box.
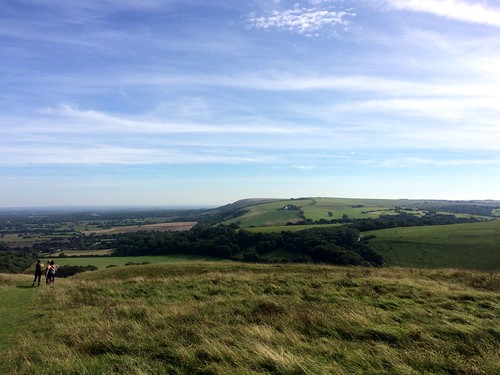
[380,155,500,168]
[384,0,500,27]
[248,6,355,37]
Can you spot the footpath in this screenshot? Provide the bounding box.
[0,277,37,371]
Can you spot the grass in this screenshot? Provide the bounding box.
[223,197,436,227]
[245,223,341,233]
[26,254,227,271]
[0,274,38,356]
[301,197,401,220]
[367,219,500,271]
[2,262,499,374]
[52,249,115,257]
[224,199,307,227]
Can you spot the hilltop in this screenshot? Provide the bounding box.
[1,262,499,374]
[206,197,500,227]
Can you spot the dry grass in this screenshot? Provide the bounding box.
[2,263,499,374]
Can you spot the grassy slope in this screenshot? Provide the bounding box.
[2,262,499,375]
[224,199,307,227]
[367,220,500,271]
[224,197,430,227]
[0,274,38,372]
[24,254,227,272]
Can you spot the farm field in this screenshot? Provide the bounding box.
[246,223,341,233]
[224,199,306,227]
[222,197,476,227]
[1,262,499,374]
[300,197,411,220]
[52,249,115,257]
[366,219,500,271]
[81,221,197,235]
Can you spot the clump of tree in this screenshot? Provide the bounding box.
[112,225,384,266]
[348,212,481,231]
[0,250,38,273]
[55,265,98,278]
[287,212,483,230]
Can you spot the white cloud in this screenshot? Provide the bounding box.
[384,0,500,27]
[380,156,500,168]
[248,8,355,37]
[292,165,315,170]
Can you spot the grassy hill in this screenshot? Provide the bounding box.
[366,219,500,271]
[1,262,499,374]
[221,197,500,228]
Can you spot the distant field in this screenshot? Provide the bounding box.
[81,221,196,235]
[31,254,226,271]
[224,197,433,227]
[246,223,341,233]
[367,219,500,271]
[52,249,114,257]
[301,197,405,220]
[224,199,306,227]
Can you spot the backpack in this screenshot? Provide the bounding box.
[50,266,56,275]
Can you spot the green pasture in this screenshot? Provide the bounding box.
[301,197,392,220]
[224,199,309,227]
[224,197,428,227]
[30,254,227,271]
[245,223,341,233]
[52,249,114,257]
[367,219,500,271]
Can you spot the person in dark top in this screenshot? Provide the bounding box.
[31,259,44,287]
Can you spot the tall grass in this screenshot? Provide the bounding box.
[2,263,499,374]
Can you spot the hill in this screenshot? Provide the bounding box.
[1,262,499,374]
[365,219,500,271]
[2,197,500,272]
[216,197,500,228]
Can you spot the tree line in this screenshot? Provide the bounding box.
[113,225,384,266]
[287,211,482,230]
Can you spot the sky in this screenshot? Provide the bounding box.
[1,0,500,207]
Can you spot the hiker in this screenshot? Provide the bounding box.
[46,260,58,285]
[45,260,52,284]
[31,259,44,287]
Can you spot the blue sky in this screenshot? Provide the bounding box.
[2,0,500,207]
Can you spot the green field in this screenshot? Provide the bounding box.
[27,254,227,272]
[300,197,408,220]
[1,263,499,374]
[0,275,37,354]
[224,199,307,227]
[223,197,435,227]
[245,223,341,233]
[367,219,500,270]
[52,249,114,257]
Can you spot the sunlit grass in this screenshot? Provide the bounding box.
[2,263,499,374]
[367,219,500,270]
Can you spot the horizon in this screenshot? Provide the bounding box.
[2,1,500,206]
[1,195,500,211]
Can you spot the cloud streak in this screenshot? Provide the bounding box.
[384,0,500,27]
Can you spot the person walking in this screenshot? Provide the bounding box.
[31,259,44,287]
[46,260,58,285]
[45,260,52,285]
